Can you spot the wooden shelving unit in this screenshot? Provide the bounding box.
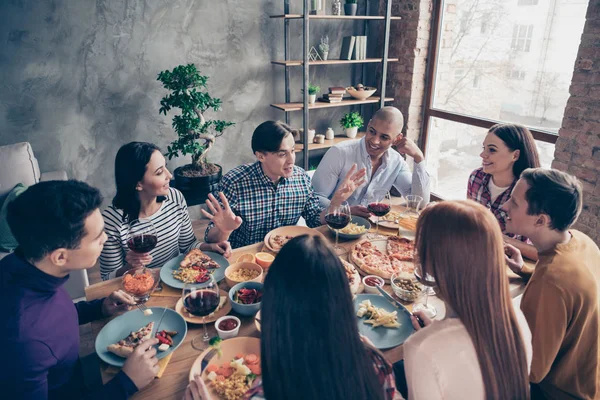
[271,0,398,169]
[271,96,394,112]
[271,58,399,66]
[295,133,366,152]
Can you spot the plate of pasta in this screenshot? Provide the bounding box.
[160,250,229,289]
[328,215,371,240]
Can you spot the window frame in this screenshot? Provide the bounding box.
[420,0,558,200]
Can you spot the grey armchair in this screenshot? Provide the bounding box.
[0,142,88,300]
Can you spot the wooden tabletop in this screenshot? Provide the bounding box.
[85,205,532,399]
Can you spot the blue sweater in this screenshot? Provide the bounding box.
[0,252,138,399]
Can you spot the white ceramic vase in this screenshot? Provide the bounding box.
[345,126,358,138]
[309,94,316,104]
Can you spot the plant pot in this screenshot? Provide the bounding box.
[308,94,317,104]
[344,3,357,16]
[321,51,328,61]
[173,164,222,203]
[345,127,358,138]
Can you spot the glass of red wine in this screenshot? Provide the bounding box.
[367,190,391,237]
[182,276,220,350]
[126,219,158,264]
[325,201,351,252]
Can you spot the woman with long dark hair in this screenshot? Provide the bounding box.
[99,142,231,280]
[467,123,540,260]
[184,234,401,400]
[403,200,532,399]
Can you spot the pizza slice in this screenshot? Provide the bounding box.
[269,234,294,252]
[107,321,154,358]
[340,258,361,295]
[390,255,415,275]
[180,249,220,270]
[387,236,415,262]
[350,240,394,280]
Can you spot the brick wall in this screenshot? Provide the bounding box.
[552,0,600,243]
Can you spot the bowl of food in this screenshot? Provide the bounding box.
[224,262,263,288]
[329,215,371,240]
[121,267,160,303]
[215,316,241,340]
[346,84,376,101]
[229,281,263,316]
[362,275,385,294]
[391,272,425,302]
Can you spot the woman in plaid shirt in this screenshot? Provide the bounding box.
[467,123,540,261]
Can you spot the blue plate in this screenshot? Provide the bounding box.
[160,251,229,289]
[328,215,371,240]
[95,307,187,367]
[354,294,415,349]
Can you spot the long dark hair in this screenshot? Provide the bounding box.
[261,235,386,400]
[112,141,164,223]
[416,201,530,399]
[488,123,540,178]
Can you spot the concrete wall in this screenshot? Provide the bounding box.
[0,0,367,203]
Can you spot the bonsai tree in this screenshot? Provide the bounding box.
[340,111,364,129]
[308,84,321,95]
[158,64,235,177]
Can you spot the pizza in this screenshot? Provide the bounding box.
[269,234,293,252]
[173,249,221,283]
[180,249,220,270]
[107,322,154,358]
[340,258,361,295]
[350,238,416,280]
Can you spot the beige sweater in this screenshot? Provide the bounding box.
[403,301,532,399]
[520,230,600,400]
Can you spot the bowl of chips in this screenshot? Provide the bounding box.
[328,215,371,240]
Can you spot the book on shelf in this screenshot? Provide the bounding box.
[320,97,343,103]
[323,94,343,101]
[339,36,356,60]
[328,86,346,95]
[352,36,367,60]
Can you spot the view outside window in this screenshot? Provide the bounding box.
[425,0,588,199]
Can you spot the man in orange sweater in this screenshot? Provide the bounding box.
[502,168,599,400]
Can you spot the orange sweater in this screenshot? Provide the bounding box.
[521,230,600,400]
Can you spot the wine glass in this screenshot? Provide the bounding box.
[325,201,351,253]
[126,219,158,266]
[413,262,437,318]
[366,190,391,237]
[182,276,220,350]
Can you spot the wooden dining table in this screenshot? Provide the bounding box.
[85,205,533,400]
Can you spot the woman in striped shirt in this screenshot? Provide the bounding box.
[100,142,231,280]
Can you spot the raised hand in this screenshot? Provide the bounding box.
[332,164,367,204]
[394,134,424,163]
[504,243,524,275]
[201,193,243,234]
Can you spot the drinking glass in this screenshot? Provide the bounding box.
[325,201,351,252]
[366,190,391,237]
[398,195,423,235]
[126,219,158,266]
[182,276,220,350]
[413,262,437,318]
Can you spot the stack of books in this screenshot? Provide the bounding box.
[321,87,346,103]
[339,36,367,60]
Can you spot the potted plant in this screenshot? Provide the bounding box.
[340,111,363,138]
[308,84,320,104]
[344,0,358,16]
[319,36,329,61]
[158,64,235,194]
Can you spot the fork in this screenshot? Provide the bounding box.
[136,302,150,314]
[200,348,219,373]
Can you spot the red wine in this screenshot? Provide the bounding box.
[414,270,436,287]
[184,290,220,317]
[368,202,391,217]
[325,213,351,230]
[127,234,158,253]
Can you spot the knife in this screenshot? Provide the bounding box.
[375,286,425,328]
[153,307,168,340]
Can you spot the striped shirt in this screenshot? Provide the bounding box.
[205,162,323,249]
[100,187,201,280]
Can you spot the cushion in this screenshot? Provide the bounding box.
[0,142,39,201]
[0,183,28,252]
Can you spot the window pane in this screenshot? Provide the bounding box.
[432,0,588,133]
[426,117,556,200]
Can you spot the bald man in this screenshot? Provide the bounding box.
[312,107,430,217]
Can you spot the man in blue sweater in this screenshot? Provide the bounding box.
[0,180,160,399]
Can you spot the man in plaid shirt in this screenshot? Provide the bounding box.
[203,121,366,249]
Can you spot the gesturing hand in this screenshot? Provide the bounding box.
[201,193,243,234]
[504,243,524,275]
[102,289,135,317]
[332,164,367,204]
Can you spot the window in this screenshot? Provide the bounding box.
[422,0,588,200]
[511,25,534,52]
[518,0,539,5]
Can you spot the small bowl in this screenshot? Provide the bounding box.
[329,215,371,240]
[391,272,426,302]
[229,281,263,317]
[224,262,263,288]
[215,316,241,339]
[346,86,376,101]
[121,267,160,303]
[362,275,385,294]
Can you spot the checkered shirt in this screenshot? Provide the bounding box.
[204,162,323,249]
[467,168,530,243]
